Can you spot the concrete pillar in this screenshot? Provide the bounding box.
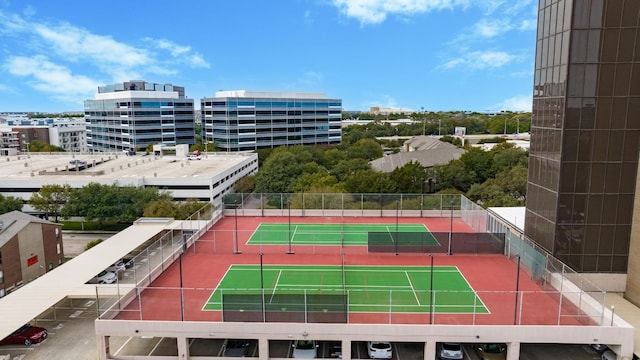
[342,340,351,360]
[177,336,189,359]
[424,341,436,360]
[96,335,108,360]
[259,337,269,360]
[506,342,520,360]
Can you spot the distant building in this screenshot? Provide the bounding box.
[369,106,414,116]
[201,90,342,151]
[370,136,464,173]
[0,211,64,297]
[8,121,88,153]
[0,129,20,156]
[84,81,195,153]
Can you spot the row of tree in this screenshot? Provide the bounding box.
[234,138,528,207]
[0,184,207,224]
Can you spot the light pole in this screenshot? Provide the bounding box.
[503,117,507,135]
[438,119,441,136]
[395,200,399,256]
[233,204,241,254]
[260,251,265,322]
[447,199,453,256]
[514,255,521,325]
[429,253,434,324]
[287,199,294,254]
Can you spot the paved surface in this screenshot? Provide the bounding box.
[62,231,113,257]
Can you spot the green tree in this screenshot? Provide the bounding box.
[389,161,428,194]
[26,139,65,152]
[232,175,255,193]
[254,151,305,193]
[466,165,528,207]
[346,138,383,160]
[438,160,477,192]
[330,159,370,182]
[459,147,495,183]
[28,184,73,221]
[0,194,23,214]
[63,183,171,225]
[144,199,178,218]
[343,169,395,194]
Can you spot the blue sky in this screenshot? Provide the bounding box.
[0,0,537,113]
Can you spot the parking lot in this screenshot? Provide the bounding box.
[0,297,611,360]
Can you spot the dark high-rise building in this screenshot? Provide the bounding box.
[525,0,640,273]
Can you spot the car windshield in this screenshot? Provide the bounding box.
[484,344,503,353]
[371,343,391,350]
[296,341,315,349]
[443,343,461,351]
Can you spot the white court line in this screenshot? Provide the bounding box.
[405,271,421,306]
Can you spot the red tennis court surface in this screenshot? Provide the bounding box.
[114,215,593,326]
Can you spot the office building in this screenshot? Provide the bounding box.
[525,0,640,274]
[201,90,342,151]
[84,81,195,153]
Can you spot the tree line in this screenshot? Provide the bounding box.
[0,184,207,224]
[234,138,528,208]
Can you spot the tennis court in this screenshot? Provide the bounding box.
[247,223,440,246]
[204,264,488,314]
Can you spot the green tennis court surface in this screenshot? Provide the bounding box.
[247,223,439,246]
[204,264,488,314]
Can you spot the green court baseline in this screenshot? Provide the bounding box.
[204,264,488,314]
[246,223,440,246]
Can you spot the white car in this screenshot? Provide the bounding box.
[107,261,126,272]
[96,271,117,284]
[367,342,392,359]
[292,340,318,358]
[438,342,463,360]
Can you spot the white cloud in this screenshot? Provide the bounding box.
[331,0,471,25]
[4,55,100,104]
[0,9,210,97]
[440,50,519,70]
[492,94,533,112]
[518,18,537,31]
[474,18,512,38]
[34,23,150,67]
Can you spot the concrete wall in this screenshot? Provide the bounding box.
[95,319,635,360]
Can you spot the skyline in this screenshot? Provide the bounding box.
[0,0,537,113]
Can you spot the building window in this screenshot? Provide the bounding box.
[57,243,61,255]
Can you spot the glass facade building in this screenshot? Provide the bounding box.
[84,81,195,153]
[201,90,342,152]
[526,0,640,272]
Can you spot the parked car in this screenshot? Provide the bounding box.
[69,159,86,165]
[367,342,392,359]
[0,325,47,346]
[107,261,126,272]
[96,270,117,284]
[223,339,251,357]
[121,257,135,268]
[329,342,342,358]
[187,154,201,160]
[438,342,463,359]
[591,344,609,353]
[292,340,318,358]
[473,343,506,360]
